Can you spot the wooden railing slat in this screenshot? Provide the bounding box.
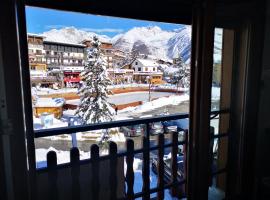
[70,147,80,200]
[182,130,188,196]
[47,151,58,200]
[157,134,165,200]
[109,142,118,200]
[142,123,150,200]
[126,139,135,199]
[171,131,178,197]
[90,144,100,200]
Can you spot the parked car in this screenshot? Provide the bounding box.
[150,122,164,135]
[162,118,189,133]
[152,153,186,197]
[120,125,145,137]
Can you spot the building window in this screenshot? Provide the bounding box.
[138,67,141,71]
[36,50,42,55]
[145,67,148,71]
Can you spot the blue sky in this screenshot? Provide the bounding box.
[26,7,183,37]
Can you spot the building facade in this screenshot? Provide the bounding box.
[27,34,47,72]
[82,39,115,68]
[131,59,163,84]
[43,41,86,86]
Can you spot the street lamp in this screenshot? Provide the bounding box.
[146,75,152,102]
[69,117,80,148]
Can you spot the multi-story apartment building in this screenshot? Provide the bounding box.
[82,39,114,68]
[27,34,47,72]
[43,41,86,86]
[43,41,85,69]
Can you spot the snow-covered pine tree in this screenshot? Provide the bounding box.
[76,36,114,124]
[174,55,190,90]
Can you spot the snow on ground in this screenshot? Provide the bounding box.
[34,97,65,107]
[35,149,183,199]
[33,116,68,130]
[119,94,190,114]
[211,87,220,101]
[35,87,77,95]
[36,147,90,166]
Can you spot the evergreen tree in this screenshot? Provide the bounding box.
[174,55,190,90]
[76,36,114,124]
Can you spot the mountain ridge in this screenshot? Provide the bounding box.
[39,25,221,63]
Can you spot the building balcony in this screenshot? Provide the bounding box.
[33,110,228,200]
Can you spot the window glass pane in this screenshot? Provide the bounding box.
[26,8,189,197]
[26,7,192,132]
[211,28,223,111]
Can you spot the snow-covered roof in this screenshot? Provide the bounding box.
[136,59,159,67]
[43,40,86,48]
[27,33,45,38]
[133,72,163,75]
[158,64,170,70]
[35,98,65,107]
[81,38,112,45]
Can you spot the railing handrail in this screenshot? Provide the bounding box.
[36,140,187,173]
[34,109,229,138]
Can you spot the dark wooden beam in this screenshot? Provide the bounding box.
[25,0,192,25]
[0,0,30,199]
[187,0,215,199]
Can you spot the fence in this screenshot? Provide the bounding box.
[35,110,229,200]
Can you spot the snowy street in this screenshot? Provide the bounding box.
[108,91,173,105]
[65,91,175,106]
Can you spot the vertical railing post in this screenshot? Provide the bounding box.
[126,139,135,200]
[157,134,165,200]
[182,130,188,196]
[171,131,178,197]
[142,123,150,200]
[109,142,118,200]
[91,144,100,200]
[70,147,80,200]
[209,126,215,186]
[47,151,58,200]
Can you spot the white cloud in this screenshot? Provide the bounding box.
[45,25,67,29]
[80,28,124,33]
[44,25,123,34]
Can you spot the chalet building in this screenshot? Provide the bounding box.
[27,34,47,71]
[107,68,134,84]
[27,34,49,87]
[131,58,163,84]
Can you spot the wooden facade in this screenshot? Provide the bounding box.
[34,106,63,119]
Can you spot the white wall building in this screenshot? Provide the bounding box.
[131,59,160,73]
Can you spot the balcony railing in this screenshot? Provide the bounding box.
[34,109,229,199]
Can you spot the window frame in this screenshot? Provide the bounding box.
[7,0,264,199]
[16,1,222,199]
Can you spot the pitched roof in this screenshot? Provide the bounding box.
[137,59,159,67]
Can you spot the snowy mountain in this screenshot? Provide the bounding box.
[41,27,111,44]
[167,27,191,63]
[113,26,184,62]
[40,25,222,63]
